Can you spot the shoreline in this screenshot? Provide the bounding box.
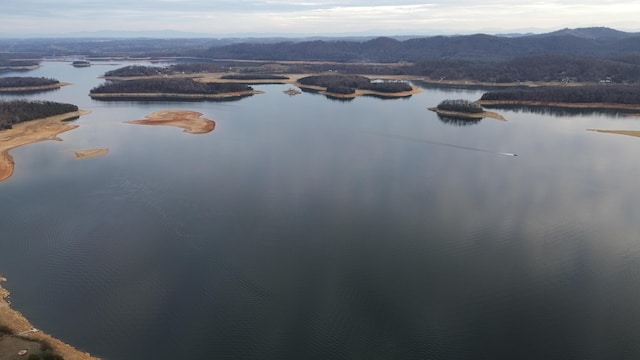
[0,276,99,360]
[0,82,70,93]
[476,99,640,111]
[89,89,262,100]
[587,129,640,138]
[0,110,90,182]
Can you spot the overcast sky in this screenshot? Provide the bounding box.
[2,0,640,37]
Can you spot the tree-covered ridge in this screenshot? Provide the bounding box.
[437,99,484,113]
[410,55,640,84]
[480,85,640,105]
[0,100,78,130]
[0,77,59,88]
[0,58,40,70]
[297,74,412,94]
[90,78,252,95]
[104,63,228,77]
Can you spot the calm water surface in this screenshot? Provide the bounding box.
[2,62,640,359]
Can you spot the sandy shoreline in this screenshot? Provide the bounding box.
[125,110,216,134]
[0,110,90,182]
[587,129,640,138]
[0,276,99,360]
[0,82,70,93]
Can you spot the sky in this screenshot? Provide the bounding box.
[2,0,640,37]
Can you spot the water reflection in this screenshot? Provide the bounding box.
[437,114,482,126]
[482,104,637,117]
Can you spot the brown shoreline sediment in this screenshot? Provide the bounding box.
[74,148,109,159]
[0,110,90,182]
[428,107,506,121]
[477,99,640,112]
[125,110,216,134]
[587,129,640,138]
[0,276,100,360]
[0,82,70,93]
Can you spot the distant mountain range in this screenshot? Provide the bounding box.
[2,27,640,63]
[193,27,640,62]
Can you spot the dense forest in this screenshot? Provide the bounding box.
[479,85,640,105]
[297,74,412,94]
[0,56,40,71]
[0,77,60,88]
[408,54,640,83]
[104,63,228,77]
[436,99,484,113]
[90,78,252,95]
[0,100,79,130]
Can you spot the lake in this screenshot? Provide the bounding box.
[2,61,640,359]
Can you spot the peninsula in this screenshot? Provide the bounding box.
[0,77,69,93]
[89,78,260,100]
[0,100,89,182]
[1,276,99,360]
[477,85,640,112]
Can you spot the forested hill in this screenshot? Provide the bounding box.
[198,27,640,62]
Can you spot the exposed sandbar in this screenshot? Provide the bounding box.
[0,276,99,360]
[125,110,216,134]
[0,110,90,182]
[428,107,506,121]
[587,129,640,138]
[74,148,109,159]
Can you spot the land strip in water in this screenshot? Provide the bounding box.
[0,276,99,360]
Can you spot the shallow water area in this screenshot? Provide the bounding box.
[2,62,640,359]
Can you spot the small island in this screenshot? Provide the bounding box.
[0,100,89,182]
[429,99,506,121]
[0,77,68,93]
[71,60,91,67]
[89,78,260,100]
[296,74,420,98]
[125,110,216,134]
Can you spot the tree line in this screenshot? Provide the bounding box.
[408,54,640,84]
[480,85,640,105]
[436,99,484,113]
[0,100,78,130]
[104,63,229,78]
[0,77,59,88]
[90,78,252,95]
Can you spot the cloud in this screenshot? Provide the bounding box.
[2,0,640,36]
